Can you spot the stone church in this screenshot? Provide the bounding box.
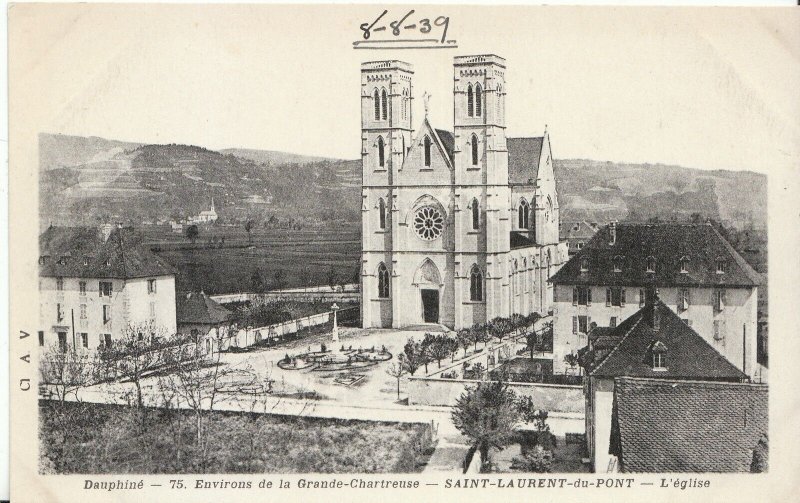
[361,55,568,330]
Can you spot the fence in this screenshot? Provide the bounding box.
[211,284,360,305]
[212,306,359,352]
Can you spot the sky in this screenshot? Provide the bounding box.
[10,4,800,173]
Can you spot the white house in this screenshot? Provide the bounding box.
[38,226,177,351]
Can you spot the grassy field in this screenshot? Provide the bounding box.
[144,226,360,294]
[40,401,435,474]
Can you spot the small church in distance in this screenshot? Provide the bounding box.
[360,55,568,330]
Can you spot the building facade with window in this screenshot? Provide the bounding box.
[549,222,762,376]
[360,56,567,329]
[38,226,177,351]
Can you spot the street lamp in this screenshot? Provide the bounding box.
[331,303,340,343]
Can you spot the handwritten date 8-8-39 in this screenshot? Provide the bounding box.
[360,10,450,44]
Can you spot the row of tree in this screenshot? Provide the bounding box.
[399,313,546,377]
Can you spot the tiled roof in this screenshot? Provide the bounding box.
[549,223,761,288]
[176,291,233,325]
[588,300,747,380]
[39,226,175,279]
[434,129,455,165]
[508,137,543,185]
[610,377,768,473]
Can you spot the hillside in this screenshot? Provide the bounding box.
[39,133,765,231]
[220,148,338,166]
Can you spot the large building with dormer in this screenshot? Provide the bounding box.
[360,55,568,330]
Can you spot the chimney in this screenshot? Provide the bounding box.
[647,288,661,331]
[609,220,617,246]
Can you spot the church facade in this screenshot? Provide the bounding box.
[360,55,568,330]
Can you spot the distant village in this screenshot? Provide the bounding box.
[38,54,768,476]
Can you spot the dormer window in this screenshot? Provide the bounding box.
[679,256,689,274]
[580,257,589,273]
[716,258,726,274]
[651,341,668,370]
[613,255,623,273]
[645,256,656,273]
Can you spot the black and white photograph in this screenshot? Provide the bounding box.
[7,3,800,502]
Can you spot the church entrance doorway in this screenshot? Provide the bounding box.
[421,289,439,323]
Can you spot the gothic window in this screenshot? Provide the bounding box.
[496,84,502,119]
[402,136,406,163]
[378,198,386,229]
[467,84,474,117]
[518,199,530,229]
[471,134,479,166]
[402,89,408,120]
[546,196,553,222]
[613,255,623,273]
[646,256,656,273]
[470,266,483,301]
[679,256,689,273]
[377,263,390,298]
[381,89,388,120]
[377,136,385,168]
[580,257,590,273]
[471,198,480,230]
[716,258,726,274]
[424,135,432,167]
[373,89,380,120]
[475,84,483,117]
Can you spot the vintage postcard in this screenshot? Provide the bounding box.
[7,3,800,502]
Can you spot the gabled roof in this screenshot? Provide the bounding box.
[549,223,761,288]
[508,137,544,185]
[39,226,175,279]
[177,291,233,325]
[610,377,768,473]
[561,220,600,240]
[588,299,747,380]
[434,129,455,165]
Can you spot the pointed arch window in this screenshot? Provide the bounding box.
[377,263,390,298]
[423,135,432,167]
[381,89,388,120]
[646,256,656,273]
[470,266,483,301]
[613,255,623,273]
[378,198,387,230]
[471,198,480,230]
[475,84,483,117]
[373,89,380,120]
[402,136,406,162]
[580,257,590,273]
[679,256,689,273]
[467,84,474,117]
[518,199,530,229]
[496,84,502,119]
[377,136,385,168]
[471,134,479,166]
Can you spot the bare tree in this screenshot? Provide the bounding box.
[385,355,409,400]
[158,330,258,472]
[100,321,171,410]
[39,344,94,405]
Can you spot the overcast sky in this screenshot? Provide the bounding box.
[12,4,800,173]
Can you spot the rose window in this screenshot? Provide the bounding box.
[413,206,444,241]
